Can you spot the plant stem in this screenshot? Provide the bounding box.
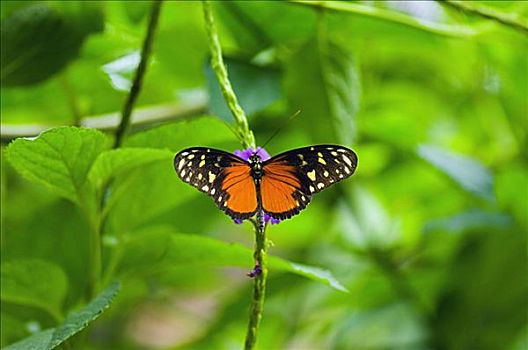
[202,0,256,149]
[439,0,528,35]
[0,101,206,142]
[113,0,163,148]
[202,2,265,348]
[90,0,163,298]
[287,0,477,38]
[245,212,268,350]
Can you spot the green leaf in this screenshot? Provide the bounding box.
[47,282,121,349]
[205,58,281,122]
[285,35,360,145]
[118,227,347,292]
[3,329,54,350]
[107,117,239,232]
[5,127,108,205]
[1,259,67,321]
[418,145,495,201]
[1,2,104,86]
[124,116,238,150]
[88,147,174,190]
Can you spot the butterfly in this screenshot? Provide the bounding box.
[173,145,357,221]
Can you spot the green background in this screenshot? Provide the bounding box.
[1,1,527,349]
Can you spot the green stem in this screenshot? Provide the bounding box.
[113,0,163,148]
[93,0,163,297]
[287,0,477,38]
[202,2,264,348]
[439,0,528,35]
[245,215,268,350]
[1,101,206,142]
[202,0,256,149]
[84,194,102,300]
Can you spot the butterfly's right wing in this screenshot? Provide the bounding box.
[174,147,258,220]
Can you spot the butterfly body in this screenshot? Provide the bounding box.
[174,145,357,222]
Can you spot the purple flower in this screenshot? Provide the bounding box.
[232,147,280,225]
[247,264,262,278]
[233,147,271,162]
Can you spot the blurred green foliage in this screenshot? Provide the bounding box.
[1,1,527,349]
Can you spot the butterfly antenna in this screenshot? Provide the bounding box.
[259,110,302,151]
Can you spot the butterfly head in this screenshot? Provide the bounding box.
[248,152,264,178]
[248,153,262,165]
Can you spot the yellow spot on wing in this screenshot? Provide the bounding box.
[307,170,316,181]
[318,157,327,165]
[208,171,216,183]
[199,160,206,167]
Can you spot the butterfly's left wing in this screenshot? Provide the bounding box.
[174,147,258,220]
[261,145,357,220]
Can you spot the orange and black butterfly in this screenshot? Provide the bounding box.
[173,145,357,221]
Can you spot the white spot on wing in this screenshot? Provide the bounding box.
[342,154,353,166]
[181,169,186,177]
[323,170,329,177]
[202,185,209,192]
[331,151,338,156]
[198,173,203,180]
[309,185,315,193]
[210,188,216,195]
[181,152,189,156]
[178,159,186,170]
[317,182,324,189]
[344,166,351,174]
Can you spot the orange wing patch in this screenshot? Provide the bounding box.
[261,162,310,220]
[222,165,257,216]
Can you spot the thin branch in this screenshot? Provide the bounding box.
[202,1,264,348]
[287,0,477,38]
[202,0,256,149]
[90,0,163,300]
[113,0,163,148]
[245,214,268,350]
[0,99,205,142]
[439,0,528,35]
